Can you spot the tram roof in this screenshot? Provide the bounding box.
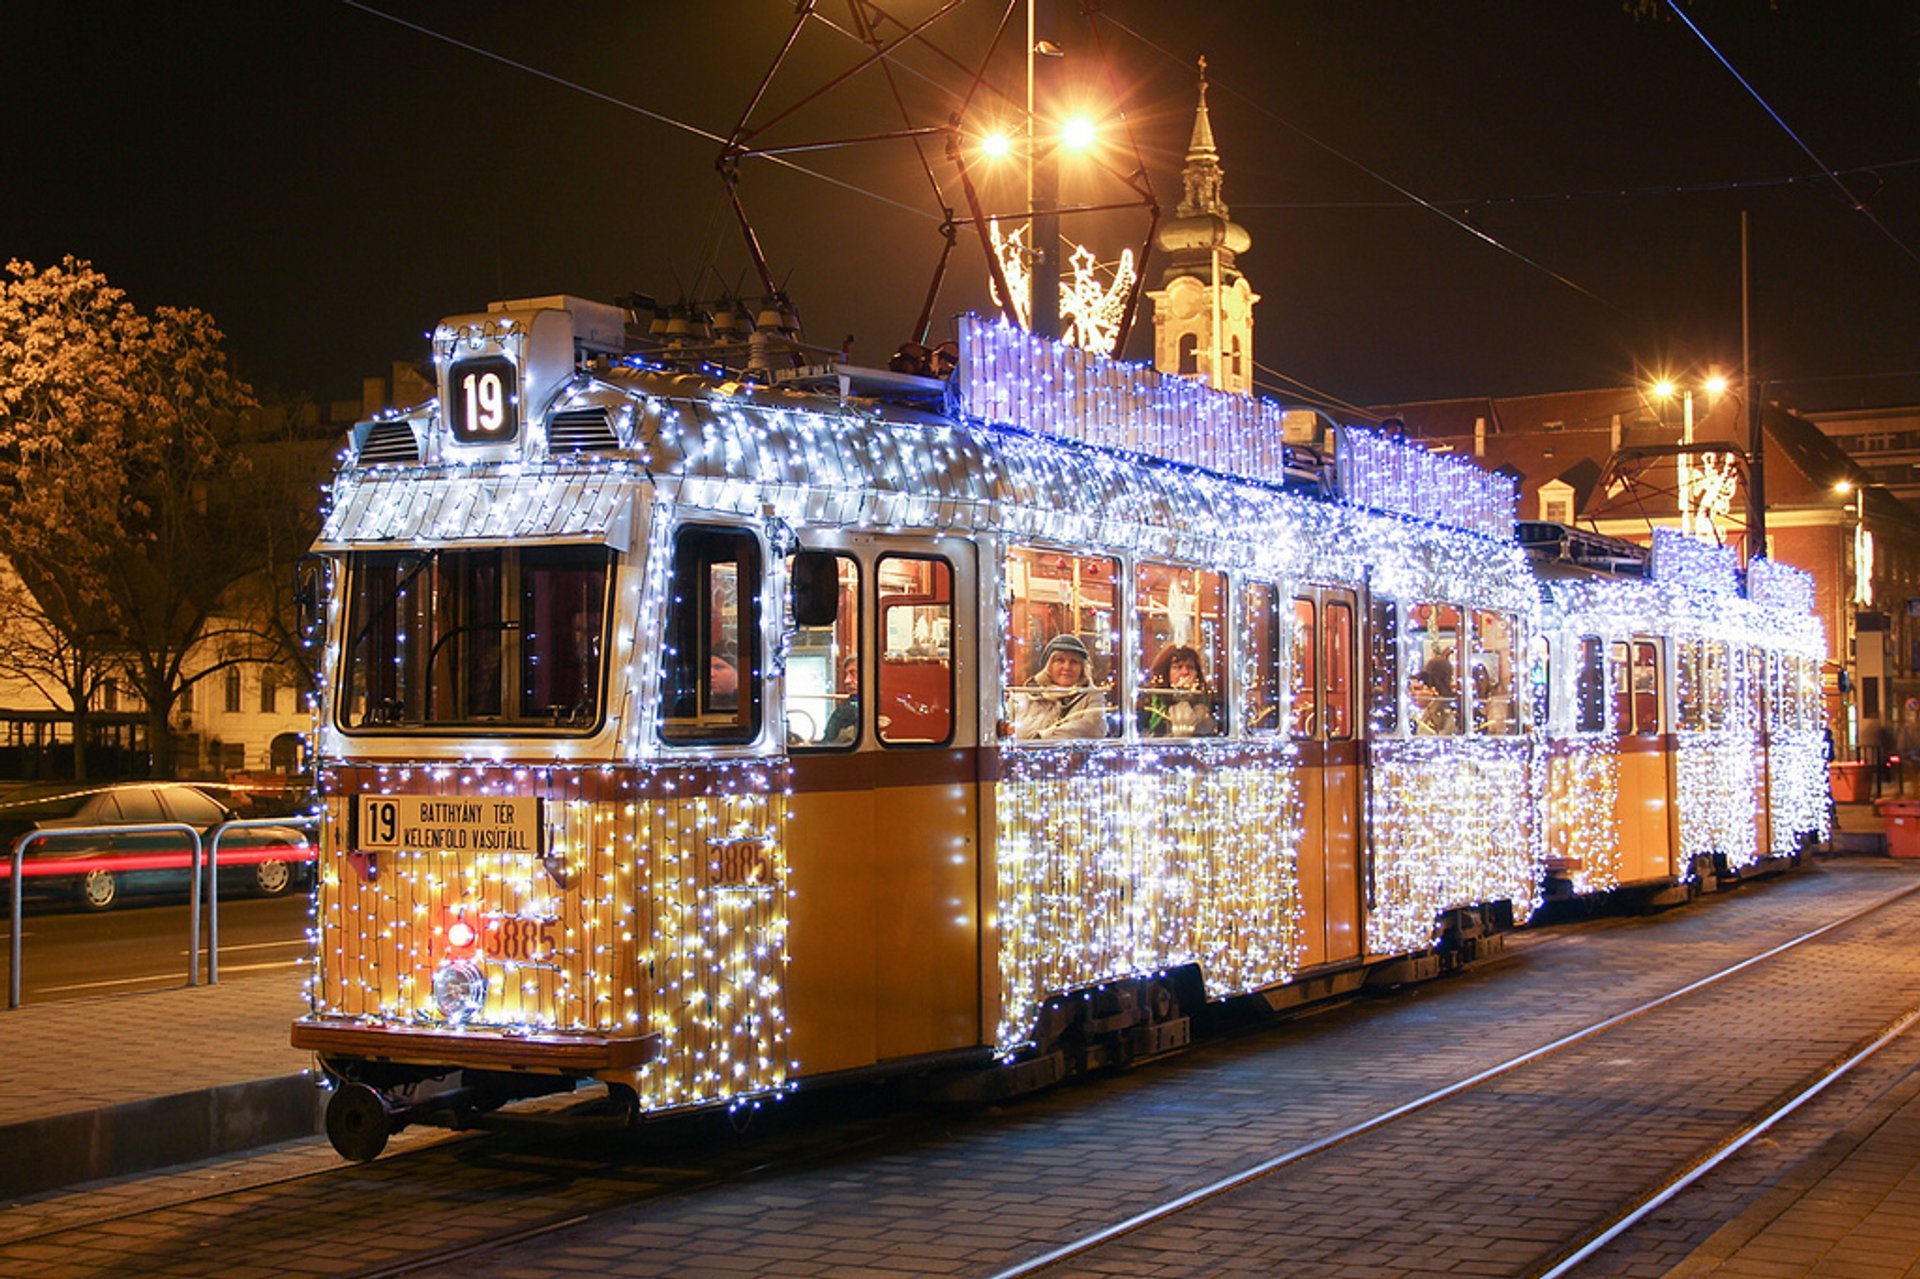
[321,364,1539,615]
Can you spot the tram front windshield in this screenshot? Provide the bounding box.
[340,545,613,731]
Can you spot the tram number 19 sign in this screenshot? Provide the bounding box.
[448,355,519,444]
[355,795,545,857]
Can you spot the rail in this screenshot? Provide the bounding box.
[6,812,320,1009]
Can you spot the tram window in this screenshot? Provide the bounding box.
[1470,610,1518,736]
[521,547,608,725]
[1005,545,1119,741]
[1245,583,1283,735]
[1136,562,1225,739]
[1574,636,1606,733]
[877,555,953,746]
[1704,641,1731,731]
[1368,597,1400,736]
[1528,634,1551,730]
[1406,603,1461,736]
[1289,597,1316,738]
[1608,641,1633,736]
[660,525,762,745]
[785,553,861,750]
[1748,646,1767,726]
[1324,601,1354,739]
[1676,639,1704,732]
[1632,641,1661,734]
[341,545,614,732]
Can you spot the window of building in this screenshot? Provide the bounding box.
[224,667,242,714]
[877,555,953,746]
[101,678,118,713]
[1005,546,1118,741]
[259,672,277,715]
[660,524,762,745]
[786,553,861,750]
[1136,562,1225,739]
[180,681,194,714]
[1406,603,1462,735]
[1178,333,1199,376]
[1246,583,1283,735]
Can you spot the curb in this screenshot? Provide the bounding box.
[0,1073,324,1200]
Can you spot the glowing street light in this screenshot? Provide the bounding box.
[980,130,1014,160]
[1060,115,1097,150]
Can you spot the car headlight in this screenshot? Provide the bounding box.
[431,959,488,1026]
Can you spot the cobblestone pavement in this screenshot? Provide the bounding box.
[5,855,1919,1279]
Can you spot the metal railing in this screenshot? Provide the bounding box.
[7,813,320,1009]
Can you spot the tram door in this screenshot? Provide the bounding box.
[1609,636,1675,883]
[1290,586,1364,968]
[783,535,981,1075]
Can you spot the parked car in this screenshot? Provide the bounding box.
[0,782,314,910]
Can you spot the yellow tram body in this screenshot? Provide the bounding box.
[292,298,1824,1157]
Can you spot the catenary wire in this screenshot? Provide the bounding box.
[1097,12,1629,318]
[1666,0,1920,269]
[336,1,937,222]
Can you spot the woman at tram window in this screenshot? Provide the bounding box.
[1139,644,1219,739]
[1412,654,1460,735]
[1014,633,1109,739]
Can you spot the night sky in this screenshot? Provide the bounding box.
[6,2,1918,414]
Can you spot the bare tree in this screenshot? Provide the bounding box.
[0,256,267,775]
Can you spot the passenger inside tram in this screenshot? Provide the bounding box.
[1013,634,1109,739]
[1412,655,1460,735]
[822,653,860,744]
[1140,644,1218,738]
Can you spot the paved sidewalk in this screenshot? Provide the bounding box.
[1668,1051,1920,1277]
[0,968,321,1200]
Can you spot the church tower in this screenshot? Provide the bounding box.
[1148,59,1258,395]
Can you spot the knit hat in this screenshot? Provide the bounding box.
[1041,633,1091,664]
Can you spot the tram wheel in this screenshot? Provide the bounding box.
[326,1083,394,1162]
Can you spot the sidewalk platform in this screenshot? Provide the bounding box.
[1832,799,1889,855]
[0,969,321,1201]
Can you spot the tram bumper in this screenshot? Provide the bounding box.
[291,1018,658,1076]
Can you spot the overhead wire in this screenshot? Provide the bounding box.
[1666,0,1920,270]
[1097,12,1630,319]
[1231,155,1920,213]
[337,0,937,221]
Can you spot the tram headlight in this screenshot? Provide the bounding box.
[432,960,488,1026]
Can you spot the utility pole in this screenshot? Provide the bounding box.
[1744,211,1767,563]
[1028,0,1060,340]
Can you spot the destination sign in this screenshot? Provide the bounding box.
[356,795,544,856]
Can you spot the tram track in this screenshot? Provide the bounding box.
[987,875,1920,1278]
[7,865,1918,1279]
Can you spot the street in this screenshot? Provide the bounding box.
[1,893,310,1004]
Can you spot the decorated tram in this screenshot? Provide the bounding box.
[291,294,1827,1161]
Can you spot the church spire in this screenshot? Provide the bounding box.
[1187,56,1218,159]
[1147,54,1259,396]
[1178,56,1229,219]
